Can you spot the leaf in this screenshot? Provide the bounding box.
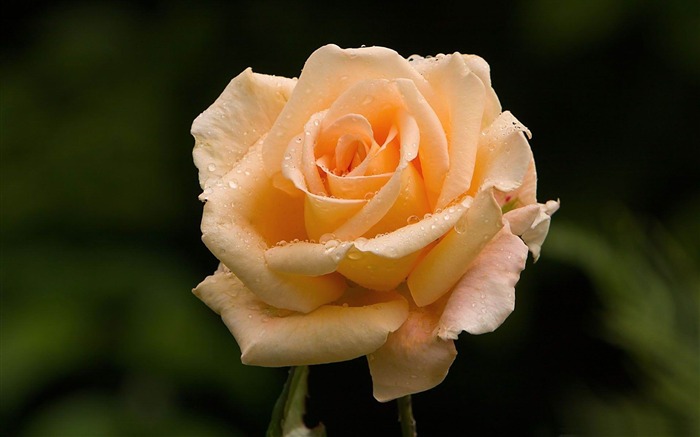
[267,366,326,437]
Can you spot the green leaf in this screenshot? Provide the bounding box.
[266,366,326,437]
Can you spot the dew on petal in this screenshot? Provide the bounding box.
[319,233,336,244]
[454,216,468,234]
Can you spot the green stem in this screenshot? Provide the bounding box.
[397,395,417,437]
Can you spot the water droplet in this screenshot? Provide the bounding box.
[362,95,374,105]
[407,215,420,224]
[324,240,340,255]
[319,233,336,244]
[207,163,217,172]
[295,137,303,143]
[455,217,468,234]
[284,153,292,161]
[228,180,239,189]
[313,119,320,126]
[347,251,362,260]
[364,191,375,200]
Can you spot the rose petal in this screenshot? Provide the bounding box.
[331,110,420,240]
[368,305,457,402]
[420,55,486,209]
[470,111,533,194]
[326,172,392,200]
[437,225,528,339]
[263,44,430,179]
[194,270,409,366]
[315,113,374,159]
[264,240,354,276]
[300,112,327,195]
[408,189,503,307]
[321,79,404,150]
[353,196,473,259]
[504,200,559,260]
[193,69,295,189]
[303,194,366,242]
[494,158,538,210]
[395,79,449,209]
[201,140,346,313]
[461,54,502,129]
[336,247,424,291]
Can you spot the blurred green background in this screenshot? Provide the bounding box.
[2,0,698,435]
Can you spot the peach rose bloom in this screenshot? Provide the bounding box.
[192,45,558,401]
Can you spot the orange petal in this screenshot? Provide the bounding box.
[264,239,354,276]
[407,189,503,307]
[263,45,430,179]
[201,140,346,313]
[395,79,449,209]
[423,55,486,209]
[194,270,409,366]
[332,110,420,241]
[337,248,424,291]
[193,69,296,189]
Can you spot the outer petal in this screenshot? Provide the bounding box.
[194,270,409,366]
[408,189,503,307]
[201,139,346,313]
[263,44,431,179]
[423,55,486,209]
[437,225,528,339]
[469,111,533,195]
[461,54,501,129]
[495,157,538,210]
[368,305,457,402]
[504,200,560,260]
[193,69,295,189]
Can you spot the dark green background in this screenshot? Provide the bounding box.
[2,0,698,435]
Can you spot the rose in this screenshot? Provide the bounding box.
[192,45,558,401]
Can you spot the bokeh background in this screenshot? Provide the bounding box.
[2,0,698,435]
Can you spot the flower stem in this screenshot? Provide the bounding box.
[397,395,417,437]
